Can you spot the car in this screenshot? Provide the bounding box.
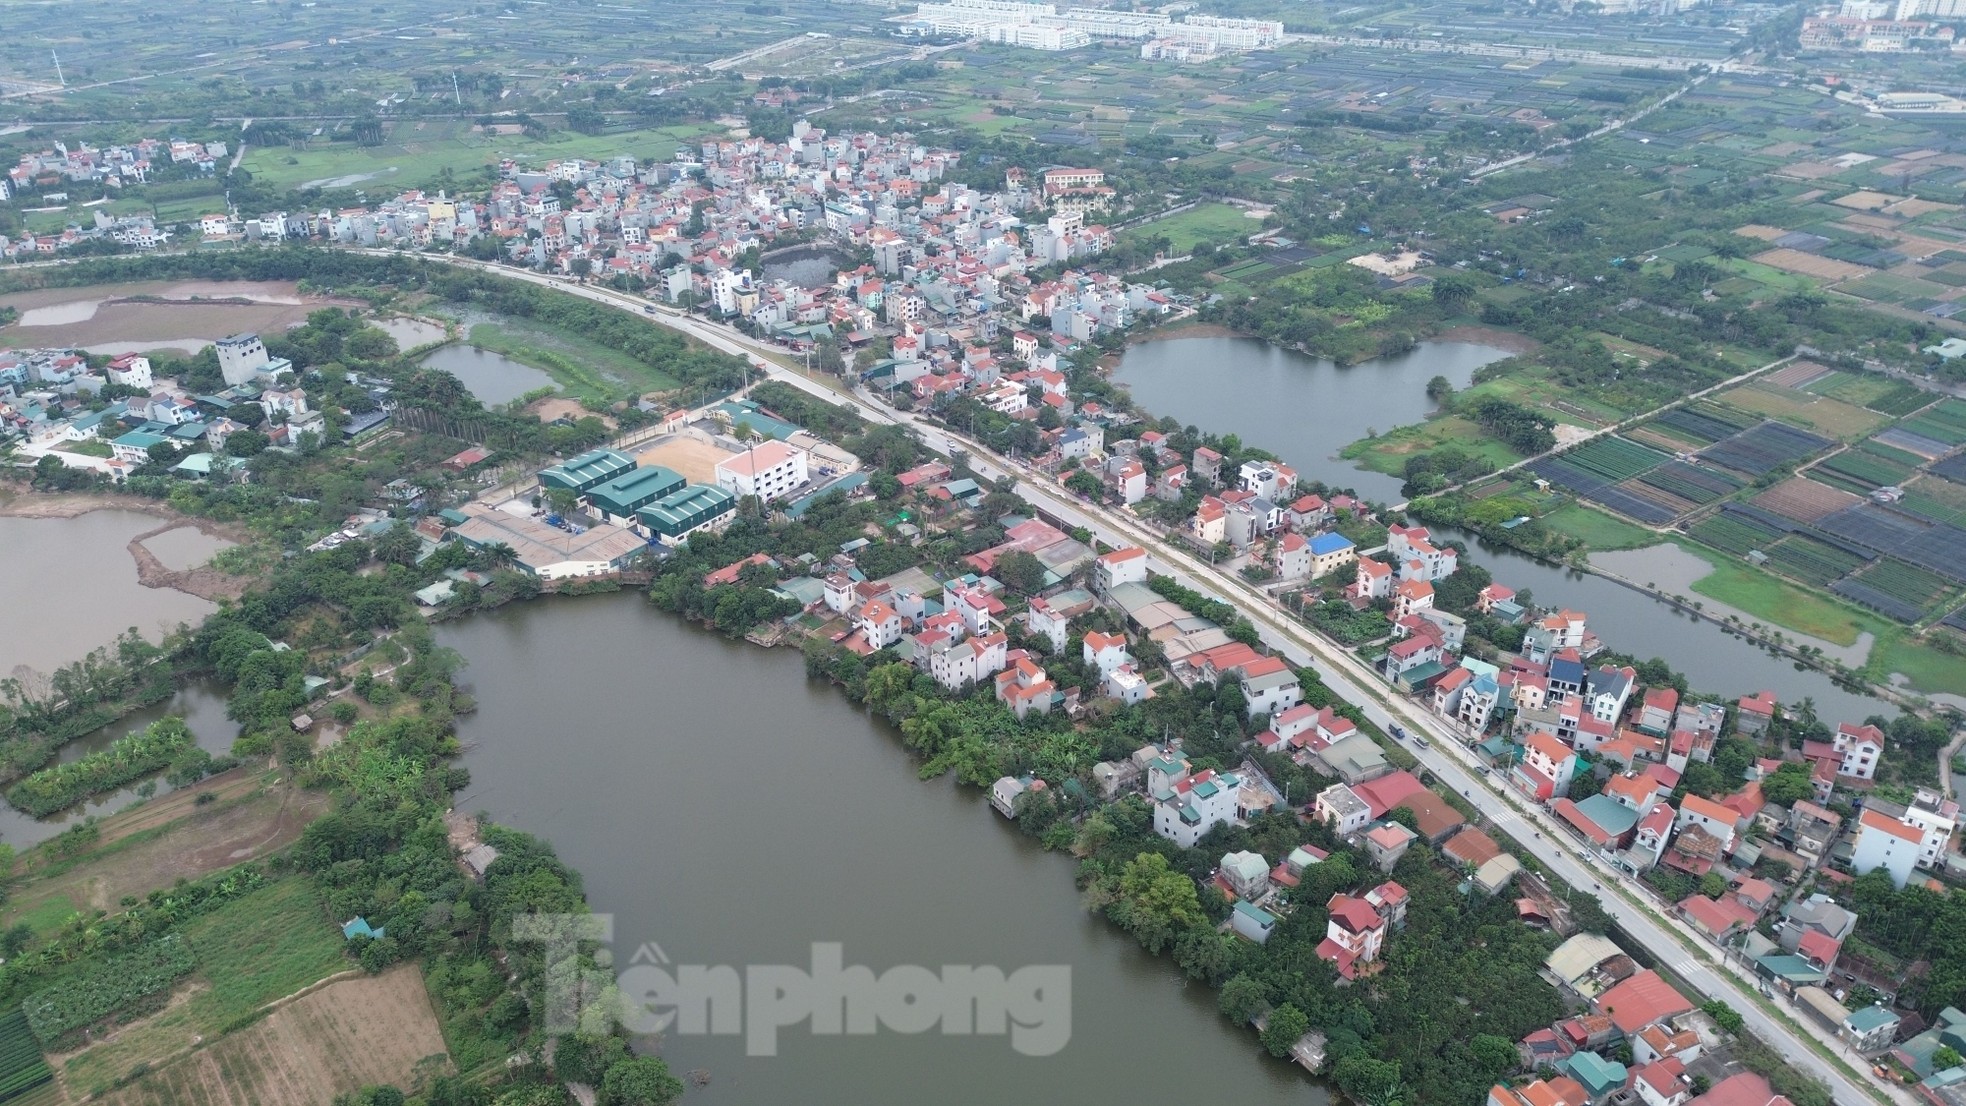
[1412,738,1430,750]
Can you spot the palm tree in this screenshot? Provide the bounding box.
[476,542,518,572]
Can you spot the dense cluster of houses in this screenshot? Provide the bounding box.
[2,345,327,479]
[1,136,231,257]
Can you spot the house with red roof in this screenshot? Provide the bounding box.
[1676,794,1743,854]
[1318,882,1407,980]
[1632,1057,1692,1106]
[1514,731,1579,802]
[1735,690,1777,736]
[1595,969,1695,1037]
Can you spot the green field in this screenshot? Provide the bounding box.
[242,120,717,192]
[59,878,347,1095]
[1870,632,1966,697]
[459,318,682,404]
[1123,202,1261,254]
[1341,415,1526,476]
[1540,503,1659,550]
[1679,541,1890,649]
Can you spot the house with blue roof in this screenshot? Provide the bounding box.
[341,916,386,941]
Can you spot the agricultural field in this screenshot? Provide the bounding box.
[242,120,716,192]
[1715,383,1888,441]
[1538,503,1658,550]
[1122,202,1262,254]
[0,1013,52,1105]
[94,967,449,1106]
[56,880,349,1097]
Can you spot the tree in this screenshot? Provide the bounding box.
[995,550,1047,596]
[1261,1003,1310,1058]
[556,1034,629,1085]
[1432,275,1475,313]
[1333,1056,1404,1106]
[600,1056,684,1106]
[1938,1046,1964,1071]
[1219,973,1267,1025]
[374,523,422,567]
[1109,852,1205,954]
[1701,999,1745,1035]
[226,430,270,457]
[1425,374,1454,403]
[1760,762,1813,806]
[1472,1034,1520,1079]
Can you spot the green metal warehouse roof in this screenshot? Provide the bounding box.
[586,465,684,516]
[637,484,736,538]
[539,448,635,492]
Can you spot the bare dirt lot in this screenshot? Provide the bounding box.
[635,432,738,485]
[1751,248,1873,282]
[1752,476,1863,523]
[6,776,330,926]
[93,967,451,1106]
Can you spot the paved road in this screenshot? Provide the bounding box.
[378,254,1901,1106]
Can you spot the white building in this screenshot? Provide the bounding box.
[1900,789,1958,870]
[715,440,810,502]
[1153,768,1240,848]
[1316,783,1372,836]
[105,354,152,389]
[216,333,271,387]
[1025,596,1070,653]
[1852,808,1924,888]
[1094,546,1148,592]
[1833,722,1884,780]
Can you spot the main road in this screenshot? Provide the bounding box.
[381,253,1900,1106]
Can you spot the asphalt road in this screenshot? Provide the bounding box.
[388,255,1900,1106]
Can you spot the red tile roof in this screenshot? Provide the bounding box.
[1595,969,1694,1035]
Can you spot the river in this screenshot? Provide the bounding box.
[1113,336,1509,503]
[1109,336,1895,722]
[444,595,1321,1106]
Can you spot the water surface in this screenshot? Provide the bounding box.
[1113,337,1508,502]
[419,344,558,407]
[445,595,1322,1106]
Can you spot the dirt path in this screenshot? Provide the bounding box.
[127,519,253,602]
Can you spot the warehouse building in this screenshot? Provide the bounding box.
[451,504,648,580]
[584,465,686,527]
[539,448,636,493]
[637,484,738,545]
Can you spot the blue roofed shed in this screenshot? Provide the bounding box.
[342,916,386,941]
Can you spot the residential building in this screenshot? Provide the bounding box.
[1094,546,1148,591]
[1852,807,1924,888]
[1153,767,1240,848]
[1316,783,1373,836]
[1083,629,1129,674]
[1833,722,1884,780]
[1514,731,1579,802]
[1239,657,1301,718]
[715,439,810,501]
[856,599,904,650]
[1220,850,1270,901]
[994,651,1058,719]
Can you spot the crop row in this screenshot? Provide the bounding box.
[1764,536,1871,587]
[22,935,198,1049]
[0,1011,50,1104]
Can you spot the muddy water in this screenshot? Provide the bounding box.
[140,526,235,572]
[0,510,214,678]
[0,280,350,350]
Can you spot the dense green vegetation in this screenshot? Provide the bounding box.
[0,1011,51,1103]
[22,935,198,1049]
[4,716,194,817]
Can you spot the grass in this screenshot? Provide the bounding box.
[464,319,681,402]
[1341,415,1524,476]
[59,878,348,1096]
[1123,202,1261,254]
[1716,383,1889,440]
[1541,503,1659,550]
[242,120,716,192]
[7,897,78,939]
[1870,633,1966,697]
[1678,540,1891,649]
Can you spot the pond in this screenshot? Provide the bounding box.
[444,594,1324,1106]
[418,343,559,407]
[0,510,216,679]
[1111,337,1510,503]
[140,525,235,573]
[762,246,852,290]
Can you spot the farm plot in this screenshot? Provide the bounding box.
[1529,437,1676,522]
[1875,427,1958,460]
[1934,454,1966,483]
[1813,448,1916,493]
[95,966,449,1106]
[1717,383,1888,440]
[1699,421,1833,478]
[1944,602,1966,635]
[1902,475,1966,525]
[1815,504,1966,584]
[1900,398,1966,447]
[1764,534,1873,586]
[1832,559,1956,623]
[1653,403,1754,445]
[0,1012,51,1104]
[1637,461,1742,506]
[1752,477,1862,523]
[1769,360,1836,389]
[1805,372,1933,417]
[1687,504,1792,555]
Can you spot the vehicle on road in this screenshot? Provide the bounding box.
[1389,724,1406,739]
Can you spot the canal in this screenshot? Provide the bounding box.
[444,594,1322,1106]
[1110,336,1895,721]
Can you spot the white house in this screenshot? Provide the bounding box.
[1833,722,1884,781]
[216,333,271,387]
[105,354,152,389]
[1083,630,1130,674]
[1105,665,1151,706]
[1901,788,1959,870]
[1153,768,1239,848]
[1094,546,1148,591]
[1315,782,1372,836]
[1025,596,1070,653]
[856,599,904,650]
[1239,658,1301,719]
[1386,523,1458,582]
[1852,808,1923,889]
[716,440,810,502]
